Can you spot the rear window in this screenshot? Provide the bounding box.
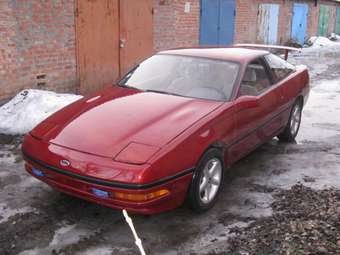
[264,54,295,82]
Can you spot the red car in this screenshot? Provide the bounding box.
[22,45,309,214]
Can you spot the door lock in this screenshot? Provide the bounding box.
[119,39,126,48]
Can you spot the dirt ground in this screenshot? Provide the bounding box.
[0,54,340,255]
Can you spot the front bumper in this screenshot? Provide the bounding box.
[23,152,193,214]
[22,133,195,214]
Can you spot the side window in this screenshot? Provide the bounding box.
[264,54,295,82]
[240,59,271,96]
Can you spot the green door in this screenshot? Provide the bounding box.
[336,7,340,35]
[318,5,330,36]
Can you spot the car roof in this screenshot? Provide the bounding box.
[158,47,269,63]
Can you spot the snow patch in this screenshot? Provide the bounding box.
[0,171,10,178]
[225,191,274,218]
[299,80,340,141]
[180,221,252,255]
[0,153,16,165]
[0,89,82,135]
[19,223,93,255]
[75,246,114,255]
[49,224,89,246]
[19,176,42,189]
[18,249,40,255]
[0,203,37,223]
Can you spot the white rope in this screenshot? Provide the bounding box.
[122,209,146,255]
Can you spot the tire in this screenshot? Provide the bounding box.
[278,99,302,142]
[188,148,224,213]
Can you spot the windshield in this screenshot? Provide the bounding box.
[119,54,240,101]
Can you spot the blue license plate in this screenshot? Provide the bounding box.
[32,167,45,177]
[91,188,109,198]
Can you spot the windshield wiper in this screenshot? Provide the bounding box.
[145,89,181,97]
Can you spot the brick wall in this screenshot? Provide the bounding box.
[308,1,320,37]
[154,0,176,50]
[235,0,259,43]
[154,0,199,51]
[0,0,76,103]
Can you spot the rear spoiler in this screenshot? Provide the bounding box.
[234,44,301,60]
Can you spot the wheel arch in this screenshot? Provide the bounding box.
[195,141,227,172]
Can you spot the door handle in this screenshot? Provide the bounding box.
[119,39,126,48]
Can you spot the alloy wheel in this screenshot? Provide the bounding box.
[199,158,222,204]
[290,103,301,137]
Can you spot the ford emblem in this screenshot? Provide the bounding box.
[60,159,70,167]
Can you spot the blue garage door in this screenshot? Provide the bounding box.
[291,3,308,45]
[200,0,236,45]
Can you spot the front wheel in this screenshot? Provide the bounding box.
[188,148,224,213]
[278,100,302,142]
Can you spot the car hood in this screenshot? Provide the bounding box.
[31,87,223,159]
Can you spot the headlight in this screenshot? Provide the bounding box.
[114,142,160,164]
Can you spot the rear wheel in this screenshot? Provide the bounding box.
[278,99,302,142]
[188,148,224,213]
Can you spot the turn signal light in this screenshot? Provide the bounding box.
[112,189,170,202]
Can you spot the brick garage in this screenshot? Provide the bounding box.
[155,0,340,48]
[1,0,340,102]
[235,0,340,44]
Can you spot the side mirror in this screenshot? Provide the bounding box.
[235,95,259,109]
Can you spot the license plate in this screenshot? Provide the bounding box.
[91,188,109,198]
[32,167,45,177]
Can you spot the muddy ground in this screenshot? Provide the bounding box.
[0,54,340,255]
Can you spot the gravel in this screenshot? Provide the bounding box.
[222,184,340,255]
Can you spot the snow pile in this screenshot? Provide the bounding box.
[0,89,82,135]
[306,36,337,48]
[289,36,340,77]
[329,33,340,41]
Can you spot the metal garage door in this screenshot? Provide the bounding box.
[76,0,120,94]
[200,0,236,45]
[335,7,340,35]
[291,3,308,45]
[76,0,154,94]
[257,4,280,44]
[318,5,330,36]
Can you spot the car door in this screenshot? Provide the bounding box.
[263,53,298,126]
[228,57,283,164]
